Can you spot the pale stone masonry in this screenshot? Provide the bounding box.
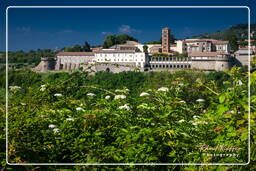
[55,52,94,70]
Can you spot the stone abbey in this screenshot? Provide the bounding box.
[35,27,236,73]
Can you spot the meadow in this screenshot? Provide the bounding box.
[0,67,255,170]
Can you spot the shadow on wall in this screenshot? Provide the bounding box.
[232,58,243,67]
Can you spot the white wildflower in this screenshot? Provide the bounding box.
[20,103,26,106]
[53,128,60,133]
[196,98,205,102]
[76,107,84,111]
[193,115,199,119]
[140,92,150,97]
[105,95,111,100]
[226,110,235,114]
[178,83,184,86]
[66,118,74,121]
[54,93,62,97]
[178,119,185,123]
[115,89,129,93]
[40,85,46,91]
[237,80,243,86]
[87,93,96,96]
[157,87,169,92]
[9,86,21,91]
[114,94,126,100]
[192,122,198,126]
[118,104,130,111]
[48,124,56,128]
[179,100,186,103]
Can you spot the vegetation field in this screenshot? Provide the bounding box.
[0,67,255,170]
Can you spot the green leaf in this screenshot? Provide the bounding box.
[219,94,226,103]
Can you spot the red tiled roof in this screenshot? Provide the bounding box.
[57,52,94,56]
[190,52,224,57]
[95,50,137,53]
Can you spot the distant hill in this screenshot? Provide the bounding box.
[190,24,256,40]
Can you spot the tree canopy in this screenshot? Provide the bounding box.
[103,34,138,48]
[62,41,92,52]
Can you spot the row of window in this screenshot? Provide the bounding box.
[98,54,144,57]
[151,64,191,69]
[97,58,144,62]
[151,57,190,61]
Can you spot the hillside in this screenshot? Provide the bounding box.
[191,23,256,40]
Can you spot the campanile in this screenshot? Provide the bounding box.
[162,27,170,53]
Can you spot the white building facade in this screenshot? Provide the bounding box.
[94,49,148,68]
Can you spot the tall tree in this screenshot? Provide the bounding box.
[103,34,138,48]
[83,41,91,52]
[227,34,238,52]
[143,45,148,53]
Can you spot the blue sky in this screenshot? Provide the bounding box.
[0,0,255,51]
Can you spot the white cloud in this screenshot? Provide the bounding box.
[101,31,112,35]
[118,25,140,34]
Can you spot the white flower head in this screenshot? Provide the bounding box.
[178,119,185,123]
[118,104,130,111]
[48,124,56,128]
[21,103,26,106]
[178,83,184,86]
[115,89,129,93]
[9,86,21,91]
[157,87,169,92]
[114,94,126,100]
[193,115,199,119]
[105,95,111,100]
[140,92,150,97]
[237,80,243,86]
[40,85,46,91]
[76,107,84,111]
[66,118,74,121]
[179,100,186,104]
[196,99,205,102]
[192,122,198,126]
[54,93,63,97]
[53,128,60,133]
[87,93,96,96]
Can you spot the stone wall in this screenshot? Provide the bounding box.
[34,57,56,72]
[83,62,141,74]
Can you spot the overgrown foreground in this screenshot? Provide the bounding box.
[0,67,255,170]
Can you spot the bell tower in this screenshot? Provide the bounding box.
[162,27,170,53]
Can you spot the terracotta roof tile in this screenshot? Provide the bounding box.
[57,52,94,56]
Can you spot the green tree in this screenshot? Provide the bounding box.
[227,34,238,52]
[143,45,148,53]
[82,41,91,52]
[103,34,138,48]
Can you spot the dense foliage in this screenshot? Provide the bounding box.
[0,66,255,170]
[191,23,256,41]
[61,41,92,52]
[103,34,138,48]
[0,49,55,67]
